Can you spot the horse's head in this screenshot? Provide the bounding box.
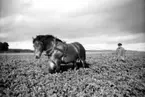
[33,38,44,59]
[32,35,60,59]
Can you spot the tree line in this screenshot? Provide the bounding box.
[0,42,9,51]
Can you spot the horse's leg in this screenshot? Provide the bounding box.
[55,65,60,73]
[48,59,61,73]
[73,62,76,69]
[48,60,55,73]
[80,59,86,68]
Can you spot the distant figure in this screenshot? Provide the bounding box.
[116,43,126,62]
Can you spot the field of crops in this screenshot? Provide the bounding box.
[0,51,145,97]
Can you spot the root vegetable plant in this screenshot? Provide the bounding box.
[0,51,145,97]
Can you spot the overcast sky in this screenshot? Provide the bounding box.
[0,0,145,51]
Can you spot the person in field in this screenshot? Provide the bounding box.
[116,43,126,62]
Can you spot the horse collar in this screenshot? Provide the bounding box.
[45,38,66,56]
[45,38,57,56]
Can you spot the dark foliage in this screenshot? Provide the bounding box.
[8,49,34,53]
[0,42,9,51]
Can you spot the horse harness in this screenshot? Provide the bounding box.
[45,38,81,62]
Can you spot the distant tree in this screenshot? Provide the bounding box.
[0,42,9,51]
[3,42,9,51]
[0,42,3,51]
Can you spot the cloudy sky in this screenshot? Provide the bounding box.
[0,0,145,51]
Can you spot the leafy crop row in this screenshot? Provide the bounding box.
[0,52,145,97]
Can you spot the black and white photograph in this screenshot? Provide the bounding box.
[0,0,145,97]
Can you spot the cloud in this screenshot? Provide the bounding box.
[125,43,145,51]
[0,33,8,38]
[0,0,145,51]
[64,33,145,44]
[0,0,32,17]
[69,0,145,33]
[9,41,33,50]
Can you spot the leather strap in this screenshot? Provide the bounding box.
[71,44,81,60]
[45,38,67,57]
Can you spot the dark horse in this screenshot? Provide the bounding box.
[33,35,86,73]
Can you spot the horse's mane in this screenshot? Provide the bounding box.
[33,35,63,43]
